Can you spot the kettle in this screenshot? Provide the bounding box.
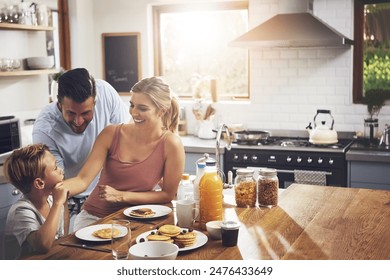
[379,124,390,146]
[306,109,338,144]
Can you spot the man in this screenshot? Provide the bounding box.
[32,68,130,224]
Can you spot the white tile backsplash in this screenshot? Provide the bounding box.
[179,0,390,136]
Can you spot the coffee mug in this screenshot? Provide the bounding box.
[176,200,199,228]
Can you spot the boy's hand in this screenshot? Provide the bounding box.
[52,183,69,205]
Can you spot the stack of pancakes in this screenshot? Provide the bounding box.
[92,228,120,239]
[145,224,197,248]
[130,207,156,218]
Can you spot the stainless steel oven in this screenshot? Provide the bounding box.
[223,130,354,188]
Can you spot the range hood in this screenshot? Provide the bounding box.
[231,0,353,48]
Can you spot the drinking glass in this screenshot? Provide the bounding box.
[111,219,131,260]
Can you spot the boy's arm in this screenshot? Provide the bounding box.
[26,187,68,253]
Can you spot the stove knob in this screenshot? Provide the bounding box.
[286,156,292,163]
[318,158,323,164]
[251,155,258,162]
[329,159,334,165]
[307,157,312,163]
[243,154,248,161]
[233,154,239,162]
[297,157,302,163]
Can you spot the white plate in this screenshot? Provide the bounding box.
[75,224,128,242]
[136,229,208,252]
[123,205,172,219]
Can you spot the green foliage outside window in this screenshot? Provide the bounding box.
[362,3,390,116]
[363,47,390,92]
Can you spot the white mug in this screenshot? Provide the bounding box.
[176,200,199,228]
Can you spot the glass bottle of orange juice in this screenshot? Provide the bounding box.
[199,159,223,230]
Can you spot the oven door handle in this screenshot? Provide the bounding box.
[243,166,332,176]
[276,169,332,176]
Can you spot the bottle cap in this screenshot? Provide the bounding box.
[205,158,217,166]
[197,162,206,168]
[259,168,277,176]
[182,173,190,180]
[236,168,254,176]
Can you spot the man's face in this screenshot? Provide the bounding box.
[58,96,95,134]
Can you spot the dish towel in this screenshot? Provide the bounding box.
[294,170,327,186]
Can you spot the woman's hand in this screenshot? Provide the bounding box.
[98,184,122,203]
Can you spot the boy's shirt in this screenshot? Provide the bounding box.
[3,195,64,260]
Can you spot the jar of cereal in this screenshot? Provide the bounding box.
[258,168,278,207]
[234,168,257,207]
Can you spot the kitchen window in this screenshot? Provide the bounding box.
[353,0,390,103]
[152,2,249,100]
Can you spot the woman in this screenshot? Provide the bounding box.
[65,77,185,231]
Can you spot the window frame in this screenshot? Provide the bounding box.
[353,0,390,103]
[152,1,249,100]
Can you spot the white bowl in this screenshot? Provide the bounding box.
[129,241,179,260]
[26,56,54,70]
[206,220,222,240]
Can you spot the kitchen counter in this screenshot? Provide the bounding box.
[22,184,390,260]
[180,135,226,154]
[346,141,390,163]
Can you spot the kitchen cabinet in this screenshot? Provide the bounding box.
[185,152,222,175]
[346,143,390,190]
[348,161,390,190]
[181,135,225,175]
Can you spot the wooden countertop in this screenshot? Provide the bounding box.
[22,184,390,260]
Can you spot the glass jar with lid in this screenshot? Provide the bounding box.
[234,168,257,207]
[258,168,278,207]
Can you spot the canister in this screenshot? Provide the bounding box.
[234,168,257,207]
[258,168,278,207]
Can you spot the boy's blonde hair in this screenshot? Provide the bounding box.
[4,143,49,194]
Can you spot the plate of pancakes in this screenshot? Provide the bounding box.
[135,224,208,251]
[123,205,172,219]
[75,224,128,242]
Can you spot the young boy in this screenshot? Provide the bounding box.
[2,143,69,259]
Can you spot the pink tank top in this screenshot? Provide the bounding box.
[83,124,166,217]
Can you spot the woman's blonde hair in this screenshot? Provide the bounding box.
[4,144,49,194]
[131,76,179,133]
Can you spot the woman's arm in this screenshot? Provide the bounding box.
[100,133,185,204]
[64,125,115,197]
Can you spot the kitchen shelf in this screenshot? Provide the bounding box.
[0,23,53,31]
[0,69,58,77]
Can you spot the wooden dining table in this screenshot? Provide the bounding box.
[22,183,390,260]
